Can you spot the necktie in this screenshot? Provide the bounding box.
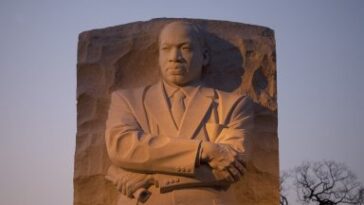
[171,90,186,128]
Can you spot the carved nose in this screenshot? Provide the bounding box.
[169,48,183,62]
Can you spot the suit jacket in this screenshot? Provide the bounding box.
[105,81,253,205]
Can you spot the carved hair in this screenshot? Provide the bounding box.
[158,21,207,50]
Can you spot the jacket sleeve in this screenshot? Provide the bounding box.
[105,90,201,176]
[156,95,254,191]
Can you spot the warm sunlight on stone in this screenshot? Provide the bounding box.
[74,18,278,205]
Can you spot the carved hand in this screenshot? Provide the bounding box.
[201,142,246,182]
[113,173,154,199]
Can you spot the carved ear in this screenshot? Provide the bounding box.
[202,48,210,67]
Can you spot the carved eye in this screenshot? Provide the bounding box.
[182,46,192,51]
[161,46,170,51]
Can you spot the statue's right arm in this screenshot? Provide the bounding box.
[105,91,201,176]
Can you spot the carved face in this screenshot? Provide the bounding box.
[158,22,208,87]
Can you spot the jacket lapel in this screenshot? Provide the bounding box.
[144,82,179,138]
[177,87,216,139]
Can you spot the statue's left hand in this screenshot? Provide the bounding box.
[114,173,155,198]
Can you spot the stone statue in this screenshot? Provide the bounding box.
[74,18,279,205]
[104,21,254,205]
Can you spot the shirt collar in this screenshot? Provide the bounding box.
[163,80,201,99]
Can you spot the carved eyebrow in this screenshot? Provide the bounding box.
[159,41,193,48]
[160,43,171,49]
[176,42,193,48]
[180,41,192,45]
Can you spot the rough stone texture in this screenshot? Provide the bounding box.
[74,18,278,205]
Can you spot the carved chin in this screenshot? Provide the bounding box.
[165,75,188,86]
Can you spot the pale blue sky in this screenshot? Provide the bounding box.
[0,1,363,204]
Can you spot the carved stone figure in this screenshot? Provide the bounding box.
[105,21,253,205]
[74,18,279,205]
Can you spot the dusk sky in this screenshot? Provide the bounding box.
[0,1,363,204]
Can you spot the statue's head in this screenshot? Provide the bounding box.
[158,21,209,87]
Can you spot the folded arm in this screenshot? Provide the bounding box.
[105,91,201,176]
[200,95,254,181]
[105,91,253,196]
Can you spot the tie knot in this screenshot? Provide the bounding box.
[173,90,186,100]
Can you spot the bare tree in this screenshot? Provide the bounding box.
[281,171,290,205]
[292,161,363,205]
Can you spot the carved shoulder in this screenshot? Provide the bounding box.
[214,90,252,124]
[111,85,151,107]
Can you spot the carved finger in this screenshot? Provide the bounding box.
[209,161,222,170]
[126,182,134,198]
[130,178,152,197]
[121,183,127,196]
[227,167,240,181]
[226,173,235,182]
[221,170,235,182]
[213,169,235,182]
[116,177,126,192]
[118,178,126,195]
[233,160,246,175]
[116,181,122,191]
[237,156,247,168]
